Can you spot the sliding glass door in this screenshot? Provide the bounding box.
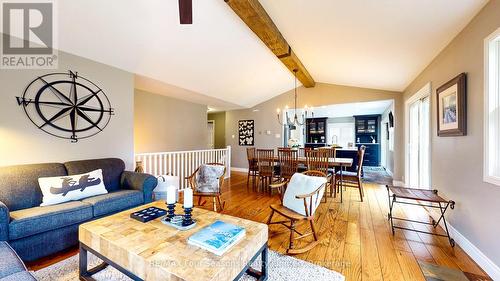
[408,96,430,188]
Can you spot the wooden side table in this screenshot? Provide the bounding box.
[386,185,456,247]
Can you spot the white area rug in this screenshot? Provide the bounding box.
[34,250,344,281]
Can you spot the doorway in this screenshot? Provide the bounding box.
[406,84,431,188]
[207,120,215,149]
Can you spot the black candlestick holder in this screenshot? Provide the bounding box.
[182,207,195,226]
[165,203,176,221]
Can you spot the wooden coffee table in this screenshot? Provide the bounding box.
[78,201,269,281]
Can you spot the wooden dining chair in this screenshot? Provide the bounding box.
[297,147,311,172]
[256,149,275,192]
[186,163,226,212]
[335,146,366,201]
[278,148,298,181]
[246,148,259,187]
[305,149,331,200]
[270,149,299,197]
[267,171,327,255]
[324,147,337,197]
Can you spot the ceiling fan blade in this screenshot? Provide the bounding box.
[178,0,192,24]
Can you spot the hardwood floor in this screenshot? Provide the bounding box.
[218,172,489,281]
[28,171,490,281]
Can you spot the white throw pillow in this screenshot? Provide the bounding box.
[195,164,225,193]
[38,169,108,206]
[282,173,326,216]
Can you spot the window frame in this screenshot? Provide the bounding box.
[484,27,500,186]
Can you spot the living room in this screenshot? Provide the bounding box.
[1,1,500,280]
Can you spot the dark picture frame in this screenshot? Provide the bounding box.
[436,73,467,137]
[238,120,254,146]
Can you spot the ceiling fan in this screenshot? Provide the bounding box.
[178,0,193,24]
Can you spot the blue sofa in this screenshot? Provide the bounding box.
[0,242,36,281]
[0,158,157,262]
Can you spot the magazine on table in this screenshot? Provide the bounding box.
[188,220,246,256]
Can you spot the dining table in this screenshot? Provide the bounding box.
[251,156,353,203]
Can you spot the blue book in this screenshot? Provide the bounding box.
[188,220,246,256]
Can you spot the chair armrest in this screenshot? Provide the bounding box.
[295,183,326,199]
[269,180,288,190]
[0,201,9,241]
[302,170,327,177]
[295,183,326,217]
[270,179,289,203]
[121,171,158,204]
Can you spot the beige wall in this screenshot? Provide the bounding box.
[402,0,500,267]
[208,112,226,149]
[0,51,135,169]
[134,90,208,153]
[225,82,404,179]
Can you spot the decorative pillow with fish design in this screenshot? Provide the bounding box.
[195,164,225,193]
[38,169,108,206]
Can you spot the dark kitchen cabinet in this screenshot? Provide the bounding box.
[354,115,381,166]
[305,118,327,148]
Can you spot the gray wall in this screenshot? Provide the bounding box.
[402,0,500,266]
[0,51,135,169]
[134,90,208,153]
[226,82,404,180]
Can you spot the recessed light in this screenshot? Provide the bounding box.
[252,109,260,112]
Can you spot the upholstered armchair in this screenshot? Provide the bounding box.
[186,163,226,212]
[267,171,327,254]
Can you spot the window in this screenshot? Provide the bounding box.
[484,27,500,186]
[327,122,355,147]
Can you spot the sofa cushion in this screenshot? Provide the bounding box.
[0,271,36,281]
[0,242,25,279]
[8,201,93,240]
[0,163,67,211]
[82,190,143,217]
[64,158,125,192]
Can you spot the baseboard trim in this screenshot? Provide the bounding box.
[231,167,249,173]
[427,209,500,280]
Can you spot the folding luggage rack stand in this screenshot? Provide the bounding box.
[386,185,456,247]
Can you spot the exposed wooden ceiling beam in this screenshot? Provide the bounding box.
[224,0,315,88]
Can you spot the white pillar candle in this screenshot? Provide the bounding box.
[184,188,193,209]
[166,185,176,204]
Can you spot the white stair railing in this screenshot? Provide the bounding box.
[135,146,231,190]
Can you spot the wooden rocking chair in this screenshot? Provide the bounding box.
[186,163,226,212]
[267,171,327,255]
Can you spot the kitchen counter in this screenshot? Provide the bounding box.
[335,147,358,151]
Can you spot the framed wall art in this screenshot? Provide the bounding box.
[238,120,254,146]
[436,73,467,136]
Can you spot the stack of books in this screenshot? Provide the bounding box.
[188,220,246,256]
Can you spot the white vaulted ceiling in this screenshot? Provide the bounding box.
[57,0,293,108]
[56,0,488,108]
[259,0,488,92]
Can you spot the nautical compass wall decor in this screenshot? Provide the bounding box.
[16,71,114,142]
